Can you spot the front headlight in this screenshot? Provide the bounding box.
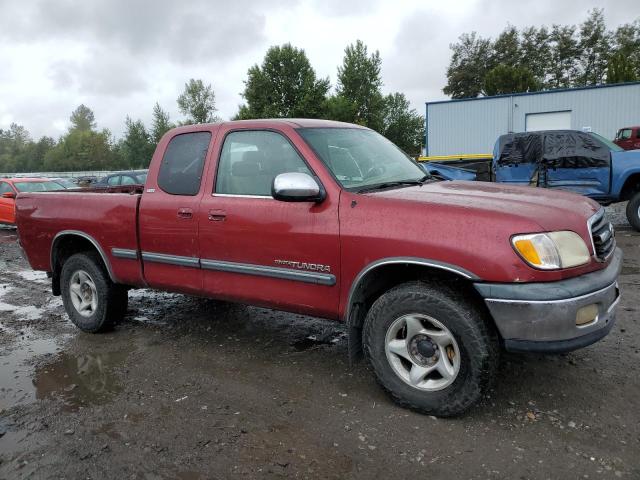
[512,231,590,270]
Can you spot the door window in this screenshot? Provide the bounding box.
[121,175,137,185]
[0,182,13,194]
[107,175,121,186]
[215,130,311,196]
[618,129,632,140]
[158,132,211,196]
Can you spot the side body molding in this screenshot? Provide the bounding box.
[51,230,116,282]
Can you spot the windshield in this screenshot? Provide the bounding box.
[588,132,623,152]
[298,128,426,191]
[14,181,65,192]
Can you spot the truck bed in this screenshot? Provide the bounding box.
[16,187,145,287]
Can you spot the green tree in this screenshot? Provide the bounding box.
[548,24,580,88]
[577,9,611,85]
[0,124,32,172]
[443,32,493,99]
[334,40,385,130]
[520,26,552,86]
[69,104,96,132]
[381,93,424,155]
[612,20,640,78]
[607,51,638,83]
[151,102,173,143]
[484,64,540,96]
[120,116,155,168]
[491,26,520,67]
[177,79,218,124]
[44,129,117,171]
[237,43,330,119]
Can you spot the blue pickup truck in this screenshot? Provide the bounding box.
[422,130,640,230]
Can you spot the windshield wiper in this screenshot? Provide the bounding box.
[356,175,430,193]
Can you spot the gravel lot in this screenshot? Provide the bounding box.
[1,209,639,479]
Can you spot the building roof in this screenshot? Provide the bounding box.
[426,81,640,107]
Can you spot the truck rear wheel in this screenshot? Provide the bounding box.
[363,281,498,417]
[60,252,128,333]
[625,193,640,231]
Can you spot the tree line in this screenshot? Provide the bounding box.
[444,9,640,98]
[0,40,424,173]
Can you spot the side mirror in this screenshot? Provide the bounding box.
[2,191,16,199]
[272,172,325,202]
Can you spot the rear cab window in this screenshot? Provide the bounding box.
[158,132,212,196]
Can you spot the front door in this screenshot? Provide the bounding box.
[198,128,341,319]
[138,130,213,294]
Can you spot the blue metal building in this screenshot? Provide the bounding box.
[424,82,640,156]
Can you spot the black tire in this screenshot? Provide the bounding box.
[60,252,128,333]
[363,281,499,417]
[625,193,640,231]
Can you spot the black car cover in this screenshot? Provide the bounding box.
[497,131,610,169]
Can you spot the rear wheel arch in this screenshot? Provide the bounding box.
[50,231,115,295]
[344,258,489,363]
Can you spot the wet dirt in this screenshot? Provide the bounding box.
[0,219,639,479]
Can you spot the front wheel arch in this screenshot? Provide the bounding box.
[344,259,490,364]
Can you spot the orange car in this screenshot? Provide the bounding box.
[0,178,66,225]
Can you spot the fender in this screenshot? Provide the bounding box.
[51,230,117,282]
[610,151,640,199]
[343,256,480,364]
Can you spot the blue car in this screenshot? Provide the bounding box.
[421,130,640,230]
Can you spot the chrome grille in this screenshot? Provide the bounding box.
[588,210,615,261]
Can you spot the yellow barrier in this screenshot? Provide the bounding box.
[418,153,492,162]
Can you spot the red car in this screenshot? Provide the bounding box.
[0,177,65,226]
[614,126,640,150]
[15,120,621,416]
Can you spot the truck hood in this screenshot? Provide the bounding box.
[366,180,601,232]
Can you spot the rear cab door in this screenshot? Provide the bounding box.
[138,127,217,294]
[543,131,611,198]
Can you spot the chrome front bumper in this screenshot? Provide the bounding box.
[475,248,622,353]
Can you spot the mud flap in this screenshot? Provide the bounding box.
[347,303,364,366]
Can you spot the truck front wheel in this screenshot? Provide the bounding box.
[625,193,640,231]
[363,281,498,417]
[60,252,128,333]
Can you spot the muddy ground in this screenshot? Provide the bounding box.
[0,208,639,479]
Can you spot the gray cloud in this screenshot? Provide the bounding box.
[0,0,281,64]
[0,0,636,139]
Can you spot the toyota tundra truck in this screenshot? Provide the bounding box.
[15,119,622,417]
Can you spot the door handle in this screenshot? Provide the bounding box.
[208,209,226,222]
[177,208,193,219]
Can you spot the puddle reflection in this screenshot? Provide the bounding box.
[34,349,130,411]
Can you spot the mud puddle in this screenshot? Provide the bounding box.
[33,348,130,411]
[1,330,131,413]
[0,332,62,410]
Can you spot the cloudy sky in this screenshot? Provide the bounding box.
[0,0,636,139]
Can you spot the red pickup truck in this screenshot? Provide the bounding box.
[16,119,622,416]
[614,126,640,150]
